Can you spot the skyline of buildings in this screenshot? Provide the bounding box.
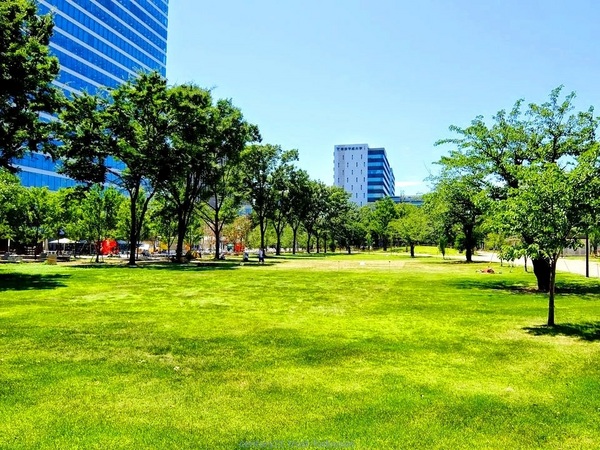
[14,0,169,189]
[333,144,396,206]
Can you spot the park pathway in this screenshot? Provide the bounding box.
[473,252,600,279]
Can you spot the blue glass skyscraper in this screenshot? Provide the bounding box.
[14,0,169,189]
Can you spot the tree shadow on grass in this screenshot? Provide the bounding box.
[554,283,600,297]
[524,323,600,341]
[0,273,70,291]
[70,259,285,271]
[448,277,537,294]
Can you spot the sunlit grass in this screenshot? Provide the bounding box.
[1,254,599,449]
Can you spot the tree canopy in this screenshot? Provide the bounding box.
[0,0,63,171]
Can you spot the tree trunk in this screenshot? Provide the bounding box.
[465,245,472,263]
[346,245,351,254]
[212,213,221,260]
[547,258,557,326]
[128,198,137,266]
[175,213,186,262]
[275,233,281,255]
[292,226,298,255]
[316,234,320,253]
[410,244,415,258]
[464,226,474,263]
[306,233,312,254]
[259,217,266,253]
[532,257,551,292]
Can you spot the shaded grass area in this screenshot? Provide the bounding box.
[1,256,600,448]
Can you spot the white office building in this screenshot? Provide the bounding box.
[334,143,395,206]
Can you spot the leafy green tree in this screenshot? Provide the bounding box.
[326,188,364,254]
[0,0,63,171]
[302,180,328,253]
[241,144,297,253]
[370,196,398,251]
[391,204,430,257]
[436,87,598,289]
[79,185,123,262]
[0,169,21,237]
[286,168,311,254]
[424,174,488,262]
[58,72,176,265]
[9,186,55,254]
[147,195,178,254]
[157,84,212,261]
[268,151,299,255]
[198,99,259,259]
[502,154,600,325]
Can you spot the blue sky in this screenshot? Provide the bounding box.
[166,0,600,195]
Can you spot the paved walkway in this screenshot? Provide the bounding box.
[473,252,600,279]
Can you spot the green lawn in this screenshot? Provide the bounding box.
[1,254,600,449]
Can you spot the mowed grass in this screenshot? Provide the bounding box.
[1,254,600,449]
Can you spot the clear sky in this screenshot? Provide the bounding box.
[166,0,600,195]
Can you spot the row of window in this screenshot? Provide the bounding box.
[58,70,101,93]
[336,161,366,168]
[96,0,167,42]
[15,154,56,173]
[39,0,167,62]
[49,0,168,43]
[53,14,162,71]
[53,48,125,89]
[113,0,168,29]
[17,171,77,190]
[53,34,137,84]
[343,177,366,183]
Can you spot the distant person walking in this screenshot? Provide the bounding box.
[258,248,265,264]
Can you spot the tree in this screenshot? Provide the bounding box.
[58,72,176,265]
[79,185,123,262]
[198,99,260,259]
[302,180,328,253]
[370,196,398,251]
[424,173,488,262]
[241,144,297,253]
[157,84,212,261]
[147,195,178,255]
[286,168,311,254]
[0,0,63,171]
[326,187,364,254]
[0,169,21,237]
[391,204,430,257]
[8,186,55,254]
[223,214,252,251]
[502,152,600,325]
[269,152,299,255]
[435,87,598,288]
